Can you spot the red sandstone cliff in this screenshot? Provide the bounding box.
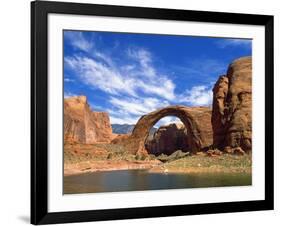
[64,96,113,144]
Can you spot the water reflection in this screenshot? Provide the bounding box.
[64,170,252,194]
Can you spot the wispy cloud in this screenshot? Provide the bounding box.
[64,77,75,83]
[154,116,182,128]
[65,47,176,100]
[108,96,170,124]
[109,115,138,125]
[109,97,170,116]
[64,91,78,98]
[216,39,252,48]
[65,56,138,96]
[179,85,213,106]
[64,31,223,125]
[65,52,214,123]
[64,31,93,52]
[64,32,174,125]
[127,47,155,77]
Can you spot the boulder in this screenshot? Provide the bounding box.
[206,149,223,157]
[64,96,113,144]
[224,146,246,155]
[212,56,252,152]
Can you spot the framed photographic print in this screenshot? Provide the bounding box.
[31,0,274,224]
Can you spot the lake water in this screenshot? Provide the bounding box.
[64,170,251,194]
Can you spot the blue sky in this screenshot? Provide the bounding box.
[64,30,251,125]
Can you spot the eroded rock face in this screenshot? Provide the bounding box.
[64,96,113,144]
[212,56,252,152]
[212,75,229,148]
[145,123,189,155]
[112,106,213,155]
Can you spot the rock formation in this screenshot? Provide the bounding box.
[145,123,189,155]
[64,96,113,144]
[212,56,252,152]
[112,106,213,155]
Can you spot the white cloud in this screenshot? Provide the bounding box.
[154,116,182,128]
[138,78,175,100]
[64,92,78,98]
[64,78,75,83]
[64,33,221,124]
[179,85,213,106]
[65,52,214,124]
[110,97,169,116]
[65,48,176,100]
[109,115,139,125]
[127,48,176,100]
[127,48,155,76]
[65,33,177,101]
[64,31,93,52]
[108,96,170,125]
[217,39,252,48]
[95,51,115,67]
[65,56,137,96]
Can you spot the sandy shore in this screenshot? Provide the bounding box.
[148,166,252,174]
[64,160,161,176]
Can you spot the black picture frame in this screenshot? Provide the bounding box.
[31,0,274,224]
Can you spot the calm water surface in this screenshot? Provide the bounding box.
[64,170,251,194]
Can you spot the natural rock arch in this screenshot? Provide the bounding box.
[129,106,213,154]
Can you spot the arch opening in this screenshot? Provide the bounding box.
[144,116,191,156]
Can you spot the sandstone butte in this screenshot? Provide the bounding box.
[212,56,252,153]
[64,96,114,144]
